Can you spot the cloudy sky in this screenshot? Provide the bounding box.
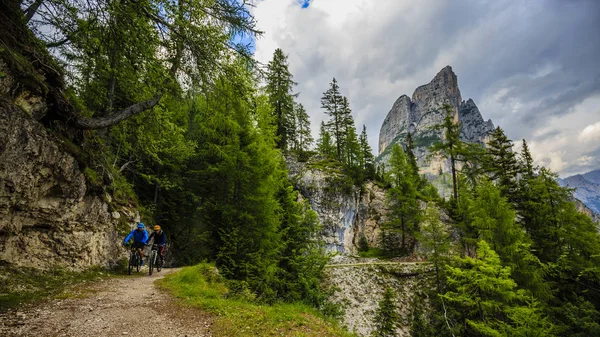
[250,0,600,177]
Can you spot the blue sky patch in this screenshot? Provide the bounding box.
[299,0,311,9]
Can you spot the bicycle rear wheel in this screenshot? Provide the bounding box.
[157,255,163,272]
[149,251,156,275]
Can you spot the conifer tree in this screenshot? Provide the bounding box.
[519,139,535,177]
[483,127,520,200]
[442,240,554,337]
[430,105,463,200]
[418,206,451,294]
[384,144,420,255]
[294,103,313,153]
[266,48,297,150]
[372,288,400,337]
[469,180,546,296]
[321,78,344,160]
[359,125,375,177]
[405,132,421,182]
[317,121,335,157]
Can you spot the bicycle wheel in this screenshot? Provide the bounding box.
[157,254,163,272]
[128,252,134,275]
[136,252,141,273]
[149,251,155,275]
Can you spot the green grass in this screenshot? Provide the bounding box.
[358,248,387,258]
[0,264,126,312]
[157,263,356,337]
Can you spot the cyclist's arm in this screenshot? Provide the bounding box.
[123,230,134,245]
[142,229,149,244]
[147,232,155,245]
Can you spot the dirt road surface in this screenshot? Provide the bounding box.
[0,268,212,337]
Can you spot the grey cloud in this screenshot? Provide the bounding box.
[254,0,600,175]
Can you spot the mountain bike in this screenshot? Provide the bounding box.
[148,244,164,275]
[128,246,142,275]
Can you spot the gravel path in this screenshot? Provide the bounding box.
[1,268,212,337]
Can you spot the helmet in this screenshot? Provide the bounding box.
[137,222,145,229]
[153,225,161,231]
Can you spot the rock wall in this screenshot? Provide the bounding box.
[324,256,434,337]
[289,156,387,254]
[0,97,135,270]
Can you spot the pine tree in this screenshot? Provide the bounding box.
[469,180,546,296]
[519,139,535,177]
[372,288,400,337]
[483,127,520,200]
[418,206,451,294]
[384,144,420,255]
[321,78,345,160]
[317,121,335,157]
[430,104,463,201]
[359,125,375,178]
[294,103,313,153]
[405,132,420,182]
[266,48,297,150]
[442,240,554,337]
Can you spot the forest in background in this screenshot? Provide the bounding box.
[2,1,600,336]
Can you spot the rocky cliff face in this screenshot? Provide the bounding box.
[0,97,135,270]
[377,66,494,177]
[324,257,433,337]
[288,156,387,254]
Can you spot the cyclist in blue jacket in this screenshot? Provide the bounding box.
[123,222,149,265]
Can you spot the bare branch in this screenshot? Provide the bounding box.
[25,0,44,23]
[70,94,163,129]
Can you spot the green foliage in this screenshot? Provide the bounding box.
[483,127,520,200]
[418,206,451,293]
[158,264,355,337]
[442,240,554,337]
[372,288,400,337]
[429,104,463,200]
[382,144,421,256]
[265,48,297,150]
[358,235,370,252]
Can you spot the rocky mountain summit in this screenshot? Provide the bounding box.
[377,66,494,177]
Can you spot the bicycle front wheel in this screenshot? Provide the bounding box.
[128,252,134,275]
[149,251,156,275]
[136,252,141,273]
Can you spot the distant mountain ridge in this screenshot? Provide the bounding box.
[559,169,600,215]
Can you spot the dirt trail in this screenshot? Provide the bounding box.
[1,268,212,337]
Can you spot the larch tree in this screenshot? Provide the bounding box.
[321,78,344,160]
[265,48,297,150]
[294,103,313,153]
[430,105,463,201]
[384,144,421,255]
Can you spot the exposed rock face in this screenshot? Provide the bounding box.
[289,156,387,254]
[377,66,494,178]
[324,257,434,337]
[0,97,135,270]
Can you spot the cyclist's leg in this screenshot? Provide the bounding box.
[137,246,145,259]
[159,246,165,263]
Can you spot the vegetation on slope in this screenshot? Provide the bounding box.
[157,264,355,337]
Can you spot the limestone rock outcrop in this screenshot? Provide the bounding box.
[377,66,494,179]
[0,97,135,270]
[288,155,387,254]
